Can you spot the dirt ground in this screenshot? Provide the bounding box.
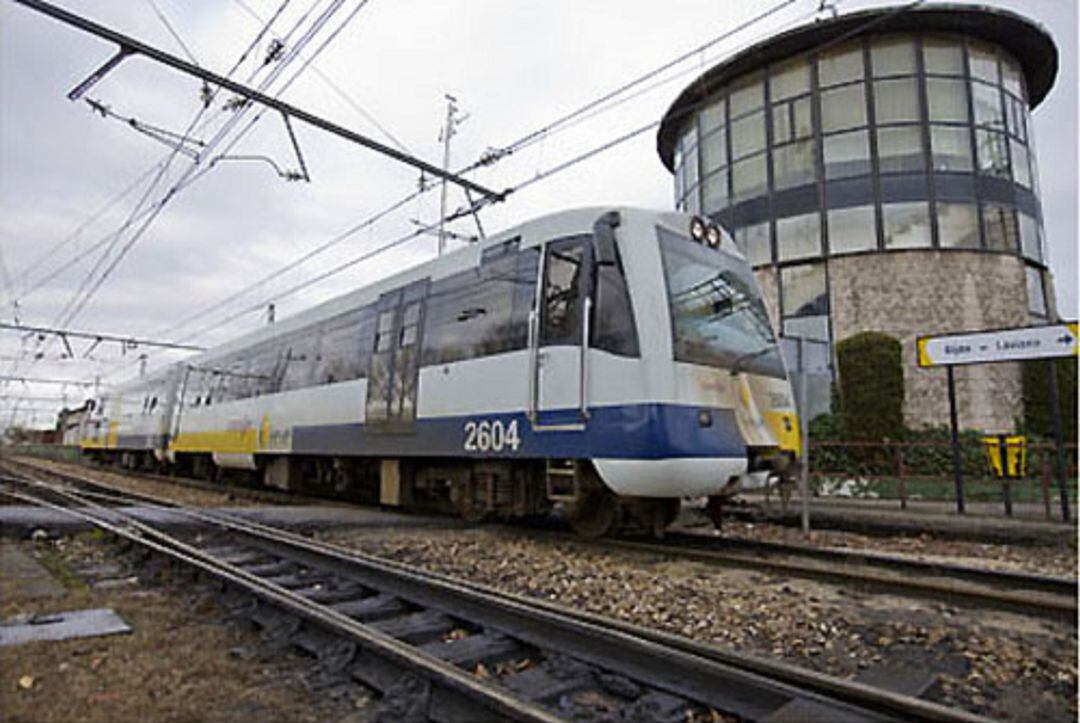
[324,526,1078,723]
[0,535,370,723]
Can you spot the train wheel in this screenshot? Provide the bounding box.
[567,489,616,537]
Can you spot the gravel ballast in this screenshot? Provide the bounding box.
[324,526,1077,722]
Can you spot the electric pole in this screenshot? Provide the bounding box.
[438,94,467,256]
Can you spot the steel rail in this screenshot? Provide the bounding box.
[11,455,1075,621]
[584,533,1077,621]
[3,459,998,723]
[0,477,562,723]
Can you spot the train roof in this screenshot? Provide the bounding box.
[123,206,699,387]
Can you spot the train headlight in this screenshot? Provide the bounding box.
[689,216,706,243]
[705,224,721,248]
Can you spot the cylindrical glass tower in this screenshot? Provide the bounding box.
[657,5,1059,430]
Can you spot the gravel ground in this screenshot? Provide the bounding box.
[694,518,1078,578]
[0,535,371,723]
[10,457,262,508]
[323,526,1078,722]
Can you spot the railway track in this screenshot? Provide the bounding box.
[589,531,1078,623]
[7,454,1076,624]
[1,460,993,723]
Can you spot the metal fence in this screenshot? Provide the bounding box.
[808,439,1078,520]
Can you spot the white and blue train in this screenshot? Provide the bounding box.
[79,207,799,535]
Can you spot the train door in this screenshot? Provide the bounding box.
[366,279,428,430]
[529,236,593,430]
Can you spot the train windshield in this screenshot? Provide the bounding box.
[658,227,786,378]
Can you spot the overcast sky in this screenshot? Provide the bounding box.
[1,0,1076,428]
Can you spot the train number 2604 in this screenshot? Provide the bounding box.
[463,419,521,453]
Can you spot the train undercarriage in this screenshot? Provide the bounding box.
[81,448,709,537]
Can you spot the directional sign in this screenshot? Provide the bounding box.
[917,321,1078,367]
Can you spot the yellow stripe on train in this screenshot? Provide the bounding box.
[169,428,259,455]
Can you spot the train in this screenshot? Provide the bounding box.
[76,207,799,536]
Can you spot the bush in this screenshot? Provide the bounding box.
[1022,357,1077,443]
[835,332,904,441]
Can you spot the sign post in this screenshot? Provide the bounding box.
[945,365,965,514]
[917,322,1077,520]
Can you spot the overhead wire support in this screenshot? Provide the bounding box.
[12,0,505,202]
[0,322,205,353]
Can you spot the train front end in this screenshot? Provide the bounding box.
[654,214,799,513]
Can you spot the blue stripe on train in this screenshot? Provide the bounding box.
[290,403,745,460]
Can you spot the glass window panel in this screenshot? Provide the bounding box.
[685,187,701,215]
[877,126,925,174]
[882,201,932,249]
[735,221,772,267]
[769,58,809,101]
[976,130,1009,177]
[781,263,827,317]
[823,130,871,179]
[700,97,726,135]
[1010,139,1031,188]
[540,239,586,346]
[923,37,964,75]
[821,83,867,132]
[772,98,812,143]
[700,126,727,174]
[930,125,972,173]
[783,316,830,344]
[776,212,822,262]
[1026,267,1047,317]
[729,76,764,117]
[772,104,790,143]
[1005,95,1028,142]
[982,204,1019,252]
[702,169,729,211]
[818,43,864,87]
[1018,212,1042,262]
[968,42,999,84]
[772,139,816,190]
[730,110,765,158]
[873,77,920,123]
[871,37,916,76]
[936,203,979,249]
[926,78,969,122]
[684,143,700,188]
[1001,57,1024,98]
[732,154,767,200]
[827,205,876,254]
[972,81,1004,129]
[674,165,685,205]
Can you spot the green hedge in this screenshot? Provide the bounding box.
[1022,357,1077,443]
[808,415,986,477]
[835,332,904,442]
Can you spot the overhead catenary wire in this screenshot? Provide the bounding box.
[48,0,360,331]
[148,2,812,344]
[229,0,413,156]
[143,0,200,66]
[3,0,302,386]
[158,0,930,351]
[33,0,927,392]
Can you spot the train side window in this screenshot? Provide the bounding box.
[592,242,640,357]
[374,311,395,353]
[313,305,375,386]
[541,237,587,346]
[421,242,534,365]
